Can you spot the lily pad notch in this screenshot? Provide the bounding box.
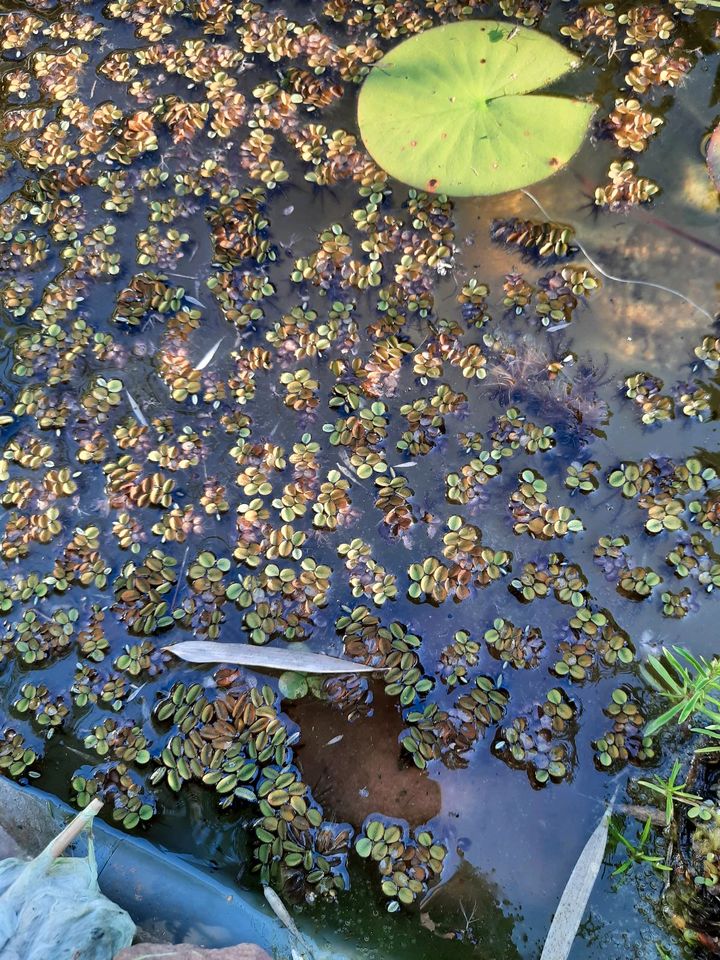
[357,20,596,197]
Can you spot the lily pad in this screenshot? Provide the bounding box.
[278,671,309,700]
[357,20,595,197]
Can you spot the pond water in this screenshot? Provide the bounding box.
[0,1,719,957]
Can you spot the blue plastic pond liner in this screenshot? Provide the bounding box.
[0,777,340,960]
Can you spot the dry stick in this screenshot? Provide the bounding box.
[263,886,314,959]
[520,189,716,324]
[540,787,618,960]
[47,798,103,860]
[615,803,666,829]
[638,211,720,259]
[418,871,453,911]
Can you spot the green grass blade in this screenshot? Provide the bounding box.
[645,656,684,696]
[644,701,685,737]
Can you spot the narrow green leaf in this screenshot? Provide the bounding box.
[644,702,685,738]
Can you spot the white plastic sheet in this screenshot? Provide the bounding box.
[0,801,135,960]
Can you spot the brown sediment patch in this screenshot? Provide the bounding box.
[288,692,441,829]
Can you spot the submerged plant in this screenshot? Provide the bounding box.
[609,816,670,877]
[638,760,708,827]
[690,807,720,888]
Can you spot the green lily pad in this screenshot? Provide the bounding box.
[278,670,309,700]
[357,20,595,197]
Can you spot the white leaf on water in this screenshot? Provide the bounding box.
[185,295,207,308]
[164,640,383,675]
[125,389,148,427]
[540,800,614,960]
[195,338,223,371]
[336,461,362,485]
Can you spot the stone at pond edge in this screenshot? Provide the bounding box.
[707,123,720,191]
[115,945,272,960]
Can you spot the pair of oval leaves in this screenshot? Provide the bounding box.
[357,20,595,197]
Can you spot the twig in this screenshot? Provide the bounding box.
[418,871,454,910]
[615,803,667,829]
[263,886,314,958]
[118,954,177,959]
[46,798,103,860]
[637,210,720,259]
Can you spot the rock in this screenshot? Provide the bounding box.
[115,945,272,960]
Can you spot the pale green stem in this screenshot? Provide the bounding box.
[521,189,715,324]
